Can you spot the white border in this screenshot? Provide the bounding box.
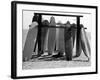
[17,3,96,77]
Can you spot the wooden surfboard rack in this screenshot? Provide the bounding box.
[34,13,84,61]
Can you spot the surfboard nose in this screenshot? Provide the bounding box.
[65,21,71,28]
[49,16,56,26]
[42,20,49,26]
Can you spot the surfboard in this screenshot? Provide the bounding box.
[80,25,90,60]
[41,20,49,54]
[56,22,65,54]
[23,22,38,61]
[64,21,73,61]
[72,24,82,58]
[71,24,77,46]
[71,23,77,57]
[48,16,56,55]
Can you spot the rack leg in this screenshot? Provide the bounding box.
[37,14,42,56]
[76,17,81,57]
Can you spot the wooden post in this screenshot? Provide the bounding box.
[37,14,42,55]
[76,17,81,57]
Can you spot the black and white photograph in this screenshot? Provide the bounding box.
[11,1,97,79]
[22,11,91,69]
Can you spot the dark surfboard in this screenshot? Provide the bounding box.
[64,21,73,61]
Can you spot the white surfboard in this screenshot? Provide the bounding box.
[41,20,49,54]
[23,22,38,61]
[71,24,77,57]
[48,16,56,55]
[56,22,65,54]
[80,26,91,59]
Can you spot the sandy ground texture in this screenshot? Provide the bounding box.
[22,29,91,69]
[22,51,91,69]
